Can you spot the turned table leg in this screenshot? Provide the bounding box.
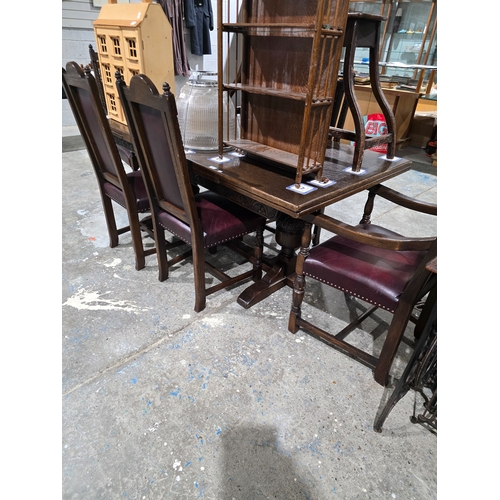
[237,213,305,308]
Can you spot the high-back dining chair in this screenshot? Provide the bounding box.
[88,44,139,172]
[116,73,266,312]
[62,62,155,270]
[289,184,437,386]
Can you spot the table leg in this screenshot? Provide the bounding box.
[237,213,305,308]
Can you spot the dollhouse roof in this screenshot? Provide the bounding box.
[93,1,155,28]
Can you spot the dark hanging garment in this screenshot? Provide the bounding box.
[159,0,191,77]
[184,0,214,56]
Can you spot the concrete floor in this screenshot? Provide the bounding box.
[62,131,437,499]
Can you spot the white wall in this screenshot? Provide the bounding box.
[62,0,219,127]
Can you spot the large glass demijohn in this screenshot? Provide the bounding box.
[177,71,237,151]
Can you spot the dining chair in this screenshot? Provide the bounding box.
[288,184,437,386]
[88,44,139,172]
[116,73,266,312]
[62,61,155,270]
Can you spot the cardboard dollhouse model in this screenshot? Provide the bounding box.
[93,0,175,125]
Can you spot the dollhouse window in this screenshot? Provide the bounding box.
[99,35,107,54]
[115,66,124,79]
[127,39,138,58]
[112,37,121,56]
[107,93,117,113]
[103,63,112,84]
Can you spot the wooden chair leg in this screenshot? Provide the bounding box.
[368,42,396,160]
[288,222,312,333]
[252,226,264,281]
[375,258,435,386]
[192,241,207,312]
[128,211,146,270]
[155,226,169,282]
[102,195,119,248]
[373,310,411,386]
[342,25,366,171]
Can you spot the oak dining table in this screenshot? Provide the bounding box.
[109,117,412,308]
[185,142,412,308]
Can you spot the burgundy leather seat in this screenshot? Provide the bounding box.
[304,224,427,313]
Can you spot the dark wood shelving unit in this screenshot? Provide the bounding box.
[217,0,350,186]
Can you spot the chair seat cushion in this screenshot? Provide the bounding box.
[157,191,265,247]
[304,224,427,312]
[103,171,150,212]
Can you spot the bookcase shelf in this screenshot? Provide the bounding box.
[225,139,323,173]
[222,23,344,38]
[223,83,337,103]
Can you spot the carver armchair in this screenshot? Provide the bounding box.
[288,184,437,386]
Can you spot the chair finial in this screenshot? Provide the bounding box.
[162,82,171,96]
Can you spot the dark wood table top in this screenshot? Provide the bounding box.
[108,116,412,219]
[187,142,412,218]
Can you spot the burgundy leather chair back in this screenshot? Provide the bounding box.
[134,102,185,211]
[62,62,122,186]
[116,74,198,231]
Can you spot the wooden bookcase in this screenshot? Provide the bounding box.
[93,0,175,126]
[217,0,350,186]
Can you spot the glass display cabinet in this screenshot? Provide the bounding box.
[349,0,437,93]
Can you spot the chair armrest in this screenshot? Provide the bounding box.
[370,184,437,216]
[304,212,436,252]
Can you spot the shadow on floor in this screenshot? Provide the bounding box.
[220,425,316,500]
